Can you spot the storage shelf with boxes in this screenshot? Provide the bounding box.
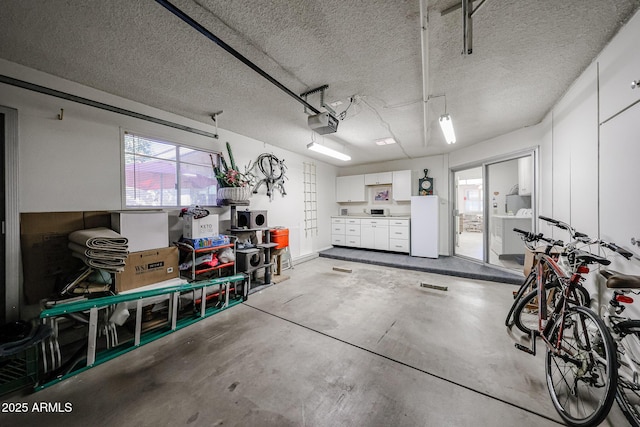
[14,209,246,395]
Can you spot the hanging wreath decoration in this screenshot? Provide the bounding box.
[246,153,288,201]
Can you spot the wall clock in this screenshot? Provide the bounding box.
[418,169,433,196]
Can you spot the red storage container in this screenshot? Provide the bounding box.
[270,228,289,249]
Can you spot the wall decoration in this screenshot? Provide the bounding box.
[245,153,288,201]
[418,168,434,196]
[372,185,391,204]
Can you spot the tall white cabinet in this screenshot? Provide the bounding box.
[410,196,439,258]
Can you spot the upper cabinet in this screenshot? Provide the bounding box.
[364,172,393,186]
[518,156,533,196]
[392,170,412,201]
[336,174,366,203]
[598,11,640,121]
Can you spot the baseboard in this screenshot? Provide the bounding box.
[293,252,320,265]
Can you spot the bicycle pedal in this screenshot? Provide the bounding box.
[515,343,536,355]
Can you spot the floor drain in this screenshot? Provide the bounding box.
[420,282,448,291]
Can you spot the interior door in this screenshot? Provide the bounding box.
[600,101,640,289]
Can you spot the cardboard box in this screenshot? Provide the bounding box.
[111,211,168,252]
[114,247,179,293]
[183,214,219,239]
[523,246,562,277]
[20,211,111,304]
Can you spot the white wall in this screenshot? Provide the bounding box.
[339,154,450,255]
[0,59,338,263]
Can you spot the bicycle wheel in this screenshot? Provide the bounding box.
[505,271,536,327]
[513,284,590,336]
[546,306,617,427]
[614,320,640,427]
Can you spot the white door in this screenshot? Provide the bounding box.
[373,225,389,250]
[600,101,640,280]
[360,225,374,248]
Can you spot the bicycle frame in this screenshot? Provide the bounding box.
[518,249,593,356]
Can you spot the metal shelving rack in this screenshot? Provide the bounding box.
[174,237,237,281]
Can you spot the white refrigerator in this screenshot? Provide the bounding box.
[410,195,439,258]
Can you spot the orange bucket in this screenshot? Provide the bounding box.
[270,228,289,249]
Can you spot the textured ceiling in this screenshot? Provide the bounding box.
[0,0,638,166]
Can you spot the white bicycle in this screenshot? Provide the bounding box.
[600,271,640,427]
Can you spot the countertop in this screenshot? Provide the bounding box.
[493,215,533,219]
[332,215,411,219]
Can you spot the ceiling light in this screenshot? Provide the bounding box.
[307,141,351,161]
[374,137,397,146]
[439,114,456,144]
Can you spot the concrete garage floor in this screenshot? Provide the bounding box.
[2,257,630,426]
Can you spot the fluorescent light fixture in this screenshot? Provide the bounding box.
[374,137,397,146]
[439,114,456,144]
[307,141,351,161]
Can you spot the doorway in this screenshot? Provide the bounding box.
[452,152,536,272]
[486,156,534,271]
[453,167,484,262]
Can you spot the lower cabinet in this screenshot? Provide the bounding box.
[331,217,346,245]
[388,219,410,253]
[361,218,389,251]
[345,218,361,247]
[332,217,409,253]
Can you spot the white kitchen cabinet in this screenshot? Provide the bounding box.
[490,215,532,256]
[388,219,410,253]
[364,172,393,186]
[345,218,361,247]
[392,170,412,201]
[336,175,366,202]
[331,217,346,245]
[518,156,533,196]
[361,218,389,250]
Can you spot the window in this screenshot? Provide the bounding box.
[123,132,220,208]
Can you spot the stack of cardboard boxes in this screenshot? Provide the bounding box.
[110,211,179,293]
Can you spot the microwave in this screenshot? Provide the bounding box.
[369,208,389,216]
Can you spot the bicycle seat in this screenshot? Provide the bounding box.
[606,273,640,289]
[572,250,611,266]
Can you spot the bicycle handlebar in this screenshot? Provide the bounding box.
[538,215,558,225]
[541,216,635,260]
[513,228,563,247]
[599,241,634,260]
